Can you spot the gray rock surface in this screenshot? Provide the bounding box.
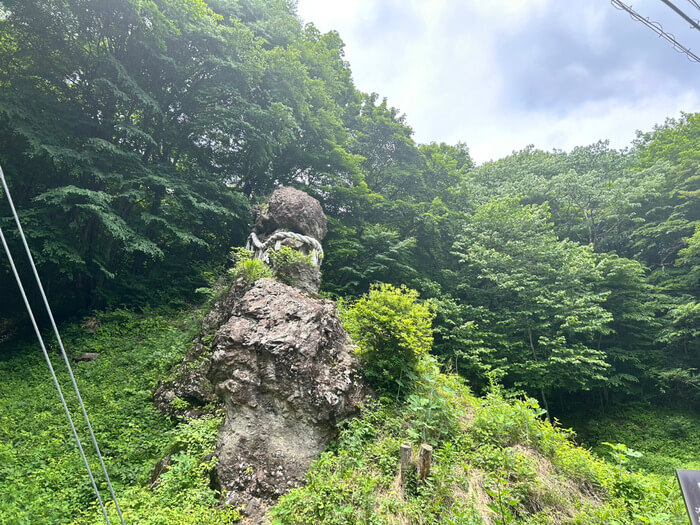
[210,278,366,519]
[270,237,322,295]
[154,277,368,521]
[154,280,251,419]
[74,352,99,362]
[254,187,328,241]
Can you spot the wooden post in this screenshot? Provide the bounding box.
[417,443,433,481]
[399,442,412,487]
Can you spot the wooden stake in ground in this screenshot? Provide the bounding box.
[417,443,433,481]
[399,442,412,487]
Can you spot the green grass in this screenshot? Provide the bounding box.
[269,368,688,524]
[0,298,694,524]
[0,306,239,524]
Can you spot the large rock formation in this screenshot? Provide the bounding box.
[253,186,328,241]
[154,188,368,521]
[210,278,365,518]
[156,278,366,519]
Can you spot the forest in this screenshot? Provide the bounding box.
[0,0,698,523]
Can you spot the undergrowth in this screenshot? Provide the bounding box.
[270,371,688,524]
[0,282,694,524]
[0,306,239,524]
[565,405,700,476]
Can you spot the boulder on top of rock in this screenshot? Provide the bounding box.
[248,187,327,294]
[254,187,327,241]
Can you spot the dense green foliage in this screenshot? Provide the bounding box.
[0,307,240,523]
[451,199,612,414]
[0,0,255,311]
[565,405,700,477]
[341,283,435,396]
[271,288,695,524]
[1,294,695,524]
[1,0,695,411]
[228,246,273,284]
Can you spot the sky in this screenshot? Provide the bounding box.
[295,0,700,164]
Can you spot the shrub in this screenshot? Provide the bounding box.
[342,283,435,397]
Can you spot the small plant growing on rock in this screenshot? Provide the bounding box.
[342,283,434,397]
[229,247,273,284]
[269,245,315,286]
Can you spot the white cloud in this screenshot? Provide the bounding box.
[453,91,700,163]
[464,0,550,24]
[296,0,700,164]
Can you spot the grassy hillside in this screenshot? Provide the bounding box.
[0,299,695,524]
[269,377,688,524]
[0,306,239,524]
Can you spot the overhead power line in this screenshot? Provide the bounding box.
[611,0,700,63]
[0,165,124,524]
[686,0,700,12]
[659,0,700,31]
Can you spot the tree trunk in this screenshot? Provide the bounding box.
[399,443,412,489]
[417,444,433,481]
[528,326,537,359]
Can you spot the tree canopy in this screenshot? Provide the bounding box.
[0,0,697,410]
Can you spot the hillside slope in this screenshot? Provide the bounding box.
[0,291,693,524]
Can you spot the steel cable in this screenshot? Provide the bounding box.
[0,165,124,524]
[659,0,700,31]
[0,225,111,524]
[611,0,700,62]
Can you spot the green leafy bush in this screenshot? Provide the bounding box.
[341,283,435,396]
[406,360,463,444]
